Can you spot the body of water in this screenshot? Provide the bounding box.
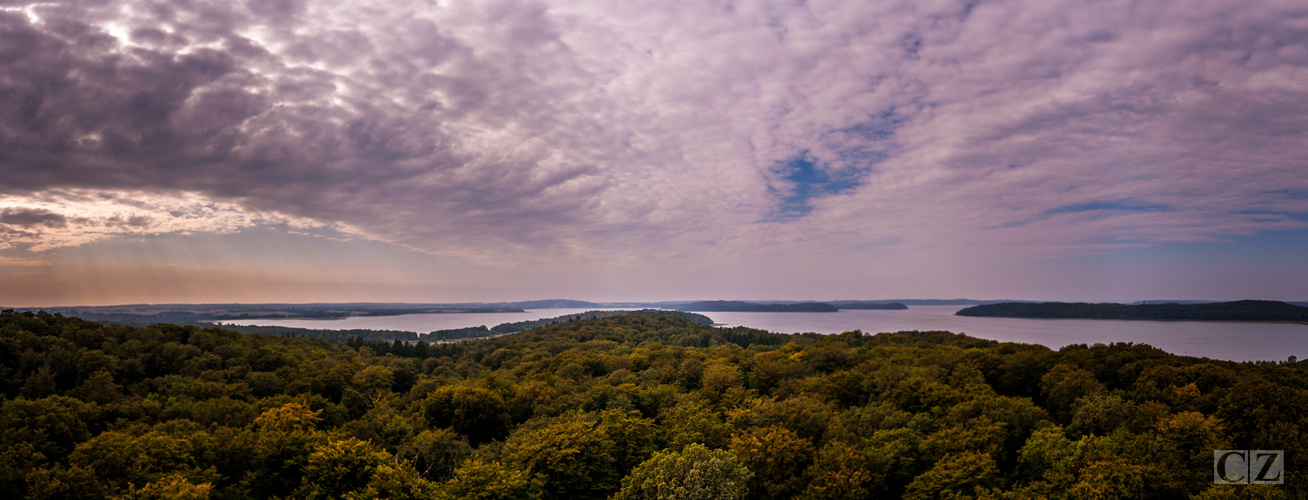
[224,305,1306,362]
[708,305,1306,362]
[220,308,630,333]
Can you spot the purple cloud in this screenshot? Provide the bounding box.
[0,0,1304,292]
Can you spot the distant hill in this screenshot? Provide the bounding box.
[829,301,908,310]
[1129,300,1218,305]
[875,299,1024,306]
[427,309,714,340]
[649,299,1015,307]
[492,299,605,309]
[673,301,839,312]
[9,303,525,324]
[956,300,1308,323]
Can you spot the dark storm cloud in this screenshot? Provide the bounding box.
[0,0,611,256]
[0,208,67,227]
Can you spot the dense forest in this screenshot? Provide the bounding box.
[957,300,1308,323]
[0,309,1302,499]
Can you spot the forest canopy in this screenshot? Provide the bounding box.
[0,309,1302,499]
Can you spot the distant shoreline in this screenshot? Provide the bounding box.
[956,300,1308,324]
[672,300,908,312]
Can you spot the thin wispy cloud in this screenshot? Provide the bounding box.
[0,189,350,251]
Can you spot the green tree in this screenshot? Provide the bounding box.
[68,370,122,405]
[246,405,326,497]
[0,395,97,461]
[903,451,998,500]
[700,363,743,396]
[504,419,617,500]
[22,465,105,500]
[730,425,815,499]
[342,462,442,500]
[800,441,881,500]
[352,365,394,397]
[1041,363,1105,420]
[1190,484,1292,500]
[614,443,751,500]
[253,402,322,432]
[69,430,214,496]
[21,366,57,399]
[665,400,732,450]
[1147,411,1230,496]
[920,417,1007,459]
[344,406,418,451]
[1067,460,1150,500]
[865,427,928,496]
[399,428,472,481]
[1069,394,1135,436]
[595,409,659,474]
[422,386,511,445]
[190,397,257,428]
[117,473,212,500]
[294,437,391,498]
[444,458,542,500]
[1016,425,1077,485]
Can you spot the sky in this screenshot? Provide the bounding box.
[1,0,1307,306]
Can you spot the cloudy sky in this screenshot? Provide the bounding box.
[1,0,1306,306]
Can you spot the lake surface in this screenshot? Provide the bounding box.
[707,306,1306,362]
[224,305,1307,362]
[220,308,631,333]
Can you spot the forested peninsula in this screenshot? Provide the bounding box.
[1,309,1303,499]
[13,300,614,325]
[956,300,1308,323]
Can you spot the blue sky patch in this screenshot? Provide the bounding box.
[1265,189,1308,200]
[764,112,901,221]
[987,200,1173,230]
[767,154,865,219]
[1041,200,1172,217]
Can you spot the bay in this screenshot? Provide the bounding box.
[219,308,630,334]
[223,305,1307,362]
[707,305,1306,362]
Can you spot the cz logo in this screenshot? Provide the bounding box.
[1214,450,1284,484]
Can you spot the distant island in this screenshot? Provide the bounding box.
[956,300,1308,323]
[211,309,714,344]
[358,307,522,317]
[829,301,909,310]
[426,309,714,341]
[673,301,839,312]
[0,301,602,324]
